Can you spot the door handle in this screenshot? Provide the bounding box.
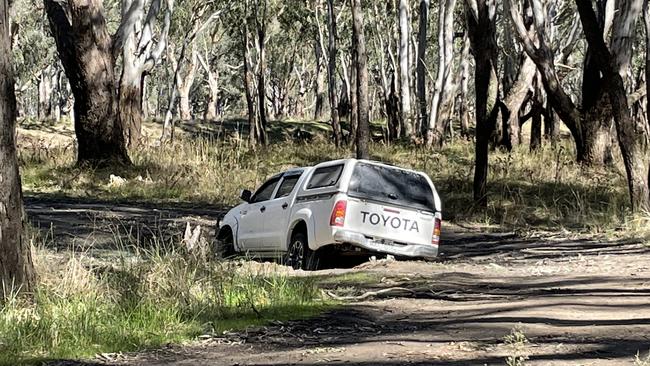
[260,206,266,213]
[282,202,289,209]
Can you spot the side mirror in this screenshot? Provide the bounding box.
[240,189,252,203]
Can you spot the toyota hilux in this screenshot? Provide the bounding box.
[217,159,442,270]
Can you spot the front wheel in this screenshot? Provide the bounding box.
[215,229,236,260]
[285,232,319,270]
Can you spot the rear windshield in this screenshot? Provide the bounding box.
[347,163,436,212]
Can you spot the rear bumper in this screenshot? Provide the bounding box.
[333,229,438,259]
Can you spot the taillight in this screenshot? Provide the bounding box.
[330,200,347,227]
[432,215,442,245]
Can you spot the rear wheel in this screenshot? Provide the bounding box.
[215,228,236,259]
[285,232,319,270]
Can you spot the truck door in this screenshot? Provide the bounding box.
[261,173,303,250]
[238,176,280,250]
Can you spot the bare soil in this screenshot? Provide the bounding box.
[29,197,650,366]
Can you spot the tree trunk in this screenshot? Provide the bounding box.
[118,75,144,145]
[466,0,499,207]
[115,0,175,146]
[243,20,259,145]
[459,35,471,138]
[326,0,343,147]
[255,0,268,145]
[38,65,54,121]
[314,39,326,120]
[501,56,536,150]
[577,0,650,212]
[118,29,144,146]
[428,0,457,147]
[544,102,560,144]
[0,0,35,299]
[417,0,429,139]
[349,53,358,147]
[44,0,130,166]
[530,74,544,151]
[176,47,198,121]
[578,0,615,165]
[352,0,369,159]
[198,53,219,121]
[398,0,413,139]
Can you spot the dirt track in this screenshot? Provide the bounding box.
[28,197,650,366]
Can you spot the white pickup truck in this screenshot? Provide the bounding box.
[217,159,442,270]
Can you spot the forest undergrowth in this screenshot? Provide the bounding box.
[17,119,650,237]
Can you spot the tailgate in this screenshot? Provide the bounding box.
[344,198,435,246]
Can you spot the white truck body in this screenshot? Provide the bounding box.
[218,159,442,265]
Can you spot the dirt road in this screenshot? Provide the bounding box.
[28,197,650,366]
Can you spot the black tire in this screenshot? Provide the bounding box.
[215,228,236,259]
[285,232,319,270]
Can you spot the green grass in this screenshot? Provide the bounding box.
[0,232,329,365]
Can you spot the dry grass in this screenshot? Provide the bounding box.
[17,118,649,238]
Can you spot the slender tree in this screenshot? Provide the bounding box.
[0,0,35,299]
[398,0,413,138]
[428,0,457,147]
[417,0,429,138]
[326,0,343,146]
[351,0,369,159]
[465,0,500,206]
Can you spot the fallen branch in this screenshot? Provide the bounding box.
[324,287,415,301]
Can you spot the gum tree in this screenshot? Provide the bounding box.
[0,0,35,299]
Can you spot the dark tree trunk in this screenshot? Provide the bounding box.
[327,0,343,147]
[349,54,358,147]
[44,0,130,166]
[417,0,429,139]
[579,0,613,166]
[0,0,35,299]
[544,102,560,145]
[530,76,544,151]
[465,0,499,207]
[352,0,369,159]
[315,39,326,120]
[577,0,650,212]
[256,9,268,146]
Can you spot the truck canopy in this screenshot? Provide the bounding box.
[347,162,437,213]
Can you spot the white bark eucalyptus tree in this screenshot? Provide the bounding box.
[427,0,457,147]
[416,0,429,140]
[113,0,175,146]
[398,0,413,139]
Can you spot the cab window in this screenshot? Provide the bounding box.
[252,177,280,203]
[275,175,302,198]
